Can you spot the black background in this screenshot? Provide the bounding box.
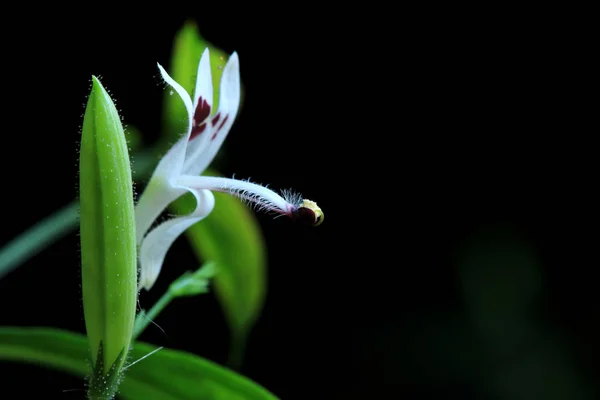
[0,5,597,399]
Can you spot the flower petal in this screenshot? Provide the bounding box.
[153,63,195,183]
[185,48,215,161]
[157,63,194,132]
[183,52,241,176]
[139,188,215,290]
[134,179,187,245]
[192,48,214,125]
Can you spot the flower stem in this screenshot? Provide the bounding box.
[132,290,173,340]
[132,263,215,340]
[227,331,247,371]
[178,175,293,214]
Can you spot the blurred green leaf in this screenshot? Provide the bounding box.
[458,227,593,400]
[459,228,542,345]
[0,327,278,400]
[125,125,143,152]
[173,169,267,368]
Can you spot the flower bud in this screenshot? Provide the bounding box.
[79,76,137,398]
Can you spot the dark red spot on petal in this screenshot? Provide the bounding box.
[190,123,206,141]
[211,112,221,126]
[188,97,211,141]
[193,97,211,126]
[210,115,229,141]
[216,115,229,133]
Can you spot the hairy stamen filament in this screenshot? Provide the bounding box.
[177,175,297,216]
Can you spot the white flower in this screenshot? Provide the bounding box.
[135,49,323,291]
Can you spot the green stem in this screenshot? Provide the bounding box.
[227,332,247,371]
[132,289,174,340]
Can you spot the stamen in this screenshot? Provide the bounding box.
[292,199,324,227]
[177,175,297,217]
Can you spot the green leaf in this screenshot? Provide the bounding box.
[0,327,278,400]
[172,170,267,368]
[79,76,137,379]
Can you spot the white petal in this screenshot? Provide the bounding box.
[184,48,215,170]
[183,52,241,176]
[134,178,187,245]
[157,63,194,132]
[184,47,214,175]
[154,64,195,182]
[139,188,215,291]
[192,48,214,119]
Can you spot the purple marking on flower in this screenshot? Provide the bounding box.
[211,112,221,126]
[210,115,229,142]
[217,115,229,133]
[190,123,206,141]
[194,98,211,123]
[189,97,211,141]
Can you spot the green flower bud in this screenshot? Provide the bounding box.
[79,76,137,399]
